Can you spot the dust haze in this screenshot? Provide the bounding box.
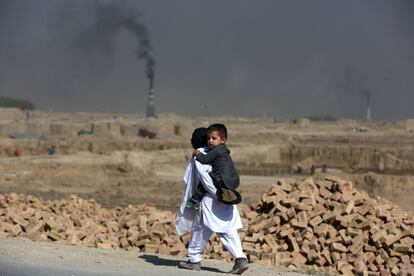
[0,0,413,119]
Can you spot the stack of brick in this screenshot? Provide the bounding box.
[240,176,414,275]
[0,194,186,256]
[0,175,413,275]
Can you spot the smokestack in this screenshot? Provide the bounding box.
[146,75,156,118]
[364,89,371,120]
[366,106,371,120]
[124,8,156,117]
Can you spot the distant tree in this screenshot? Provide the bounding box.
[0,96,35,110]
[306,115,336,121]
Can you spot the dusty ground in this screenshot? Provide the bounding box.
[0,112,413,214]
[0,237,313,276]
[0,149,412,214]
[0,150,279,211]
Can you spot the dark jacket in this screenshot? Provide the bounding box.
[196,144,240,190]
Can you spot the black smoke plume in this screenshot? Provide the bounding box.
[124,8,155,81]
[53,0,155,81]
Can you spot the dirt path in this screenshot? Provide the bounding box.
[0,237,312,276]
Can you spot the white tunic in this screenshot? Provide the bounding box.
[195,157,243,233]
[175,147,242,236]
[175,155,198,236]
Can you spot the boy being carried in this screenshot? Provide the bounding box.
[186,123,241,208]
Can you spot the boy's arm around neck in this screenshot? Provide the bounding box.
[195,145,222,164]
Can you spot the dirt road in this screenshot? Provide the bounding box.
[0,238,311,276]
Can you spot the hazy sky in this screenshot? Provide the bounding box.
[0,0,413,119]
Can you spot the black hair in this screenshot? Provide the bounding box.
[191,127,208,149]
[207,123,227,139]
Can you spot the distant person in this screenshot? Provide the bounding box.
[186,123,241,209]
[176,126,248,274]
[297,164,303,174]
[14,148,20,157]
[293,163,302,174]
[321,164,327,173]
[310,164,316,175]
[47,146,56,155]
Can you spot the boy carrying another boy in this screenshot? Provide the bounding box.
[178,125,248,274]
[186,123,241,208]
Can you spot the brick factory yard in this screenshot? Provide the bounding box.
[1,108,414,274]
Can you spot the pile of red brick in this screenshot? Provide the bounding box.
[0,194,186,256]
[0,176,413,275]
[239,176,414,275]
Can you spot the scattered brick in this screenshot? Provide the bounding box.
[1,175,413,275]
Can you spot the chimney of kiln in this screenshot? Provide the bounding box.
[146,76,156,118]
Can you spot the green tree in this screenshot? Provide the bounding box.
[0,96,35,110]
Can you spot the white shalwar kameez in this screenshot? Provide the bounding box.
[176,147,246,263]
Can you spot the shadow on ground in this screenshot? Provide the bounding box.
[139,254,225,273]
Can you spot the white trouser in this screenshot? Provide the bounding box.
[187,214,246,263]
